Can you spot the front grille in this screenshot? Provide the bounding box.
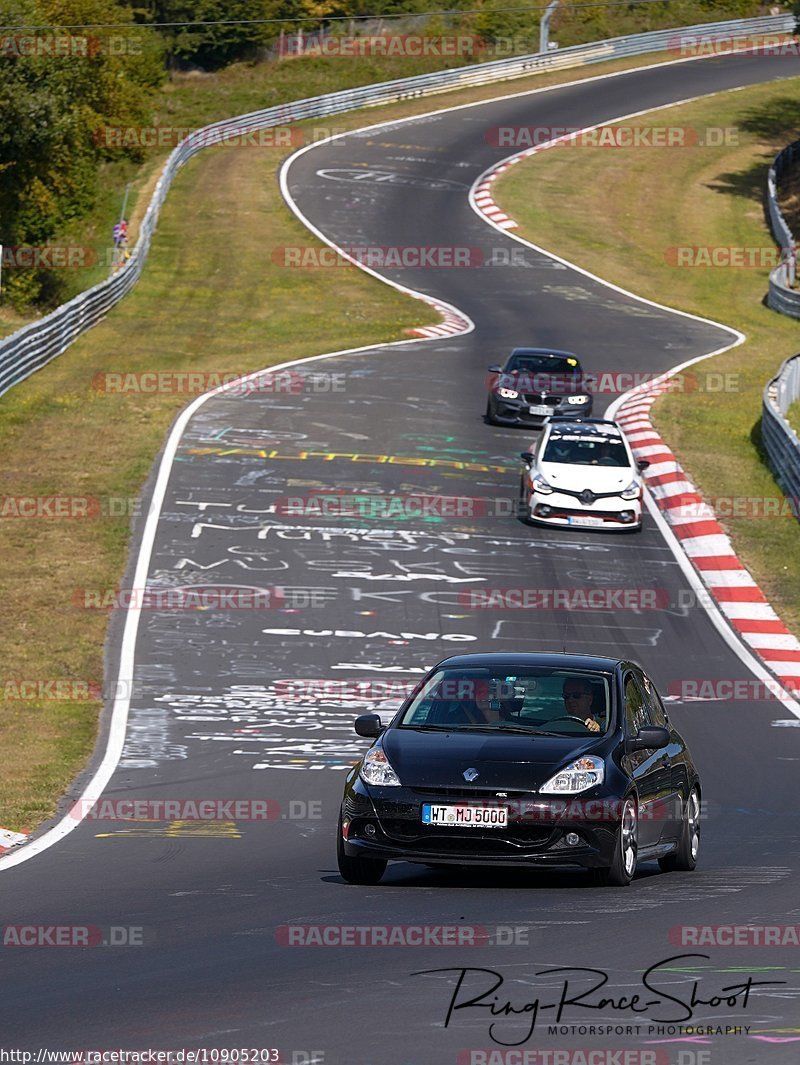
[377,819,557,852]
[409,787,531,799]
[522,394,562,406]
[537,505,629,522]
[555,487,625,502]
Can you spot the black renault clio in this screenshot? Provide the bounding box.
[337,653,701,887]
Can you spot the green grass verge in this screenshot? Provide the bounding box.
[493,80,800,631]
[0,49,714,834]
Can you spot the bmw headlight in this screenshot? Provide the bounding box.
[532,476,553,495]
[498,387,519,400]
[360,746,401,787]
[620,480,641,501]
[540,756,604,794]
[566,395,590,405]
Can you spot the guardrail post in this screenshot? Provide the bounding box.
[539,0,561,53]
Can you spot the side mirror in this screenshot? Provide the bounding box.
[354,713,384,738]
[627,725,669,752]
[637,459,650,472]
[519,452,534,464]
[487,364,502,373]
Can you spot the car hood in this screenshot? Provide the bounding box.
[382,728,600,791]
[539,461,634,494]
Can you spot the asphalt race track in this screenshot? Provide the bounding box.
[3,51,800,1065]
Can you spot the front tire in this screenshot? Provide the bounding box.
[485,399,498,426]
[337,821,387,885]
[659,788,700,873]
[593,796,637,887]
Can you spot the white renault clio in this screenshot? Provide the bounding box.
[519,417,649,531]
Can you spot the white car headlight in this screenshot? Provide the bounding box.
[540,756,604,794]
[532,475,553,495]
[498,387,519,400]
[620,480,641,501]
[360,746,401,787]
[566,395,590,405]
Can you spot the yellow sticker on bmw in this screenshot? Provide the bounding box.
[422,804,508,827]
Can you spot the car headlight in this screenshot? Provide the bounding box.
[620,480,641,501]
[532,476,553,495]
[360,746,401,787]
[498,387,519,400]
[540,756,604,795]
[566,394,590,405]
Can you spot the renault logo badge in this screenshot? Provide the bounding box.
[463,768,479,782]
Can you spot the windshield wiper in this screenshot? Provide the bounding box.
[401,724,456,731]
[460,723,549,734]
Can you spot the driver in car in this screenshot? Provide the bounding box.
[561,677,604,732]
[590,441,619,466]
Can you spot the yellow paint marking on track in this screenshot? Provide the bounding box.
[185,447,511,473]
[95,820,241,839]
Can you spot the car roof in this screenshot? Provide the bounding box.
[508,347,579,359]
[433,652,624,672]
[546,418,623,439]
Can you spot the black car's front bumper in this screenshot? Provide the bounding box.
[489,396,593,428]
[341,781,621,870]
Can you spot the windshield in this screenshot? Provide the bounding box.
[506,354,581,375]
[399,668,612,734]
[543,436,630,467]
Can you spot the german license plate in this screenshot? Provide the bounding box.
[422,804,508,828]
[569,515,605,527]
[528,405,550,416]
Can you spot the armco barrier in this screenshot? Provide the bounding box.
[767,138,800,318]
[763,354,800,513]
[0,13,794,400]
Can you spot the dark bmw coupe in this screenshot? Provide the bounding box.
[337,653,701,887]
[485,348,593,428]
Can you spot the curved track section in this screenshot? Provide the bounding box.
[3,53,800,1063]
